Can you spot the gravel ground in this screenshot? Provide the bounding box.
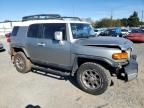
[0,38,144,108]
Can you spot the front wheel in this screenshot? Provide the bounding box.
[76,62,111,95]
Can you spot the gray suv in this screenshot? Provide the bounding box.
[10,14,138,95]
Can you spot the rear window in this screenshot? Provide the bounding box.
[27,24,42,38]
[12,26,19,36]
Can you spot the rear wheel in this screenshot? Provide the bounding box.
[76,62,111,95]
[14,52,32,73]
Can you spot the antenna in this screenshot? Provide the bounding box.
[141,10,144,27]
[110,9,113,20]
[142,10,143,22]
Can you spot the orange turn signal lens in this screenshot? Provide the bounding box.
[112,52,128,60]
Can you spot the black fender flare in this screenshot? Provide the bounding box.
[71,55,116,76]
[11,47,30,58]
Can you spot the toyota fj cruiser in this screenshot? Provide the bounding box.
[10,14,138,95]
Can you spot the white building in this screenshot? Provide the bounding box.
[0,21,22,36]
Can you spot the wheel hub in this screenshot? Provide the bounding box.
[89,76,96,82]
[82,69,102,90]
[15,56,25,70]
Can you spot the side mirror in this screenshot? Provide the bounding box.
[54,31,63,41]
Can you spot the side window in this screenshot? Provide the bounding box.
[12,26,19,36]
[27,24,42,38]
[43,23,67,40]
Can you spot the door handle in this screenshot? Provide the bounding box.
[37,43,46,46]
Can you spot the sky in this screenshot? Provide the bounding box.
[0,0,144,21]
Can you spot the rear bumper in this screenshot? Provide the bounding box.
[124,55,138,81]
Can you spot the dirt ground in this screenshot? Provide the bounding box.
[0,38,144,108]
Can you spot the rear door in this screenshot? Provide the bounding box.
[26,24,44,62]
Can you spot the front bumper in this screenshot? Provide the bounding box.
[124,55,138,81]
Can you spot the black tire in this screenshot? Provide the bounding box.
[76,62,111,95]
[14,52,32,73]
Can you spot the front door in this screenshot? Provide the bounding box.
[36,23,71,69]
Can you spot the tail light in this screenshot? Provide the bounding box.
[5,33,11,43]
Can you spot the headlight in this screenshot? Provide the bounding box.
[112,52,128,60]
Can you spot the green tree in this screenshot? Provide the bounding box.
[113,19,121,27]
[94,18,121,28]
[140,21,144,26]
[128,11,140,27]
[94,18,112,28]
[121,18,128,27]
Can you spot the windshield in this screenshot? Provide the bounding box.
[71,23,96,39]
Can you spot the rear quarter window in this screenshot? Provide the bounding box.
[12,26,19,36]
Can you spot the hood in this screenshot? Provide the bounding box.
[74,37,133,51]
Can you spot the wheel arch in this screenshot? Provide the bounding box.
[11,47,29,57]
[10,47,30,62]
[71,55,115,76]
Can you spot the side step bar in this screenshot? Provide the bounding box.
[32,65,70,76]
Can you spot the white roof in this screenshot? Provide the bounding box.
[17,20,89,26]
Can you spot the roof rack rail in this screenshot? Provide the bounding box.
[62,17,82,21]
[22,14,62,21]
